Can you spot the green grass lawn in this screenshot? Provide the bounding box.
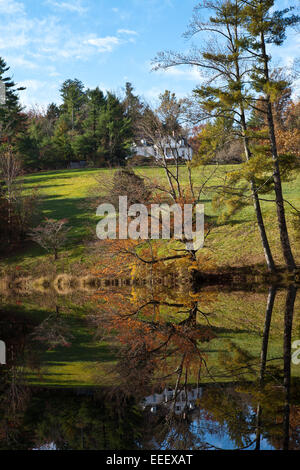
[150,287,300,384]
[3,286,298,388]
[197,289,300,382]
[0,168,115,272]
[137,165,300,269]
[1,165,298,388]
[30,316,117,388]
[2,164,297,272]
[1,299,117,388]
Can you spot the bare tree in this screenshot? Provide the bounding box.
[0,146,22,243]
[29,218,70,260]
[138,92,196,203]
[31,309,74,350]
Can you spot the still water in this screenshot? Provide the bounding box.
[0,277,299,450]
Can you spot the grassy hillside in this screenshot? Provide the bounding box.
[0,163,293,388]
[0,165,299,272]
[198,288,300,383]
[1,299,118,388]
[0,285,297,388]
[2,286,298,387]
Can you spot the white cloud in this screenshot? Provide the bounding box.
[46,66,60,77]
[85,36,121,53]
[111,6,131,21]
[142,86,162,104]
[46,0,88,14]
[117,29,138,36]
[19,79,46,91]
[0,0,24,15]
[0,19,33,49]
[153,64,203,82]
[18,79,61,108]
[5,55,38,69]
[142,86,187,103]
[0,11,113,61]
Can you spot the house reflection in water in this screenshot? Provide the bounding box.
[141,388,203,415]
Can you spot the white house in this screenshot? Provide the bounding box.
[140,387,202,415]
[131,137,193,161]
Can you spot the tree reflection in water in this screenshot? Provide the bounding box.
[0,273,299,450]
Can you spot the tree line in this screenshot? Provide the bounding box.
[2,75,147,169]
[0,61,154,170]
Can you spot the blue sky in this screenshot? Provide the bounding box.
[0,0,299,108]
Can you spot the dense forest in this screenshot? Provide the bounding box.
[0,64,143,169]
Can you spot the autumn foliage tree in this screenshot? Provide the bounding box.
[89,258,216,402]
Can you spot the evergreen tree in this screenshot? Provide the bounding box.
[72,87,107,163]
[84,87,106,138]
[46,103,60,122]
[153,0,276,271]
[60,79,85,130]
[52,115,74,165]
[123,82,144,131]
[0,57,26,145]
[98,92,132,166]
[240,0,299,271]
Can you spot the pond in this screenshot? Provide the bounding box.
[0,277,299,450]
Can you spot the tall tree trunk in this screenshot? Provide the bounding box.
[240,114,276,272]
[233,31,276,272]
[71,105,74,130]
[255,286,277,450]
[260,32,296,271]
[283,285,297,450]
[7,192,12,245]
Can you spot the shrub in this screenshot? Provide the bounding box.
[110,168,151,206]
[127,154,157,167]
[28,218,70,260]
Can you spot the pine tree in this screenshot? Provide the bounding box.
[60,79,85,130]
[85,87,106,139]
[46,103,60,122]
[0,57,26,145]
[153,0,276,271]
[76,87,106,162]
[240,0,299,271]
[98,92,132,166]
[122,82,144,131]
